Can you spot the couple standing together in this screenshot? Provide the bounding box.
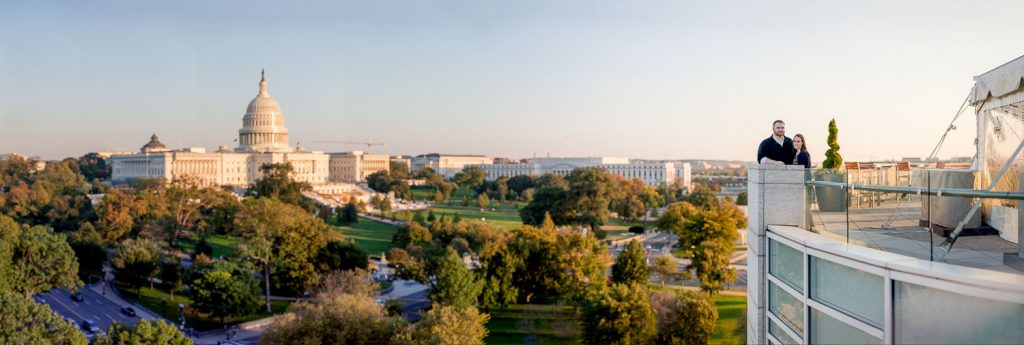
[757,120,810,168]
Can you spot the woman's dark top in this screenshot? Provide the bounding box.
[795,151,811,169]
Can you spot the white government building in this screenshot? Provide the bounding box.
[473,157,690,187]
[109,72,387,192]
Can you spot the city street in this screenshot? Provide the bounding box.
[37,285,152,334]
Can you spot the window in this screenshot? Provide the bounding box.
[894,280,1024,344]
[769,317,800,345]
[809,256,883,327]
[769,239,803,292]
[810,308,880,344]
[770,281,804,333]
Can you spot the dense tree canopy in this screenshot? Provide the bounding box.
[657,200,743,293]
[94,320,191,345]
[235,197,328,310]
[112,238,160,296]
[411,305,489,345]
[650,290,718,345]
[0,291,88,345]
[430,247,481,310]
[7,224,82,298]
[190,261,262,324]
[248,163,313,211]
[612,240,648,285]
[581,283,656,345]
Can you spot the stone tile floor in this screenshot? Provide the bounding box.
[808,197,1022,274]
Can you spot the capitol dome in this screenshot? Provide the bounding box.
[237,70,291,153]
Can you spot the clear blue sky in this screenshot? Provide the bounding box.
[3,0,1024,162]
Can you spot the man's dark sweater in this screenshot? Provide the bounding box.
[757,136,795,164]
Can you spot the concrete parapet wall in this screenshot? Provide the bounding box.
[745,164,807,345]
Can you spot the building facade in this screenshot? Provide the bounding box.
[473,156,686,187]
[411,154,493,178]
[110,72,342,190]
[329,151,390,182]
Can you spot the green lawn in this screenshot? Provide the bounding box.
[178,235,238,258]
[711,294,747,345]
[116,282,291,331]
[485,304,581,345]
[426,205,524,231]
[333,217,400,255]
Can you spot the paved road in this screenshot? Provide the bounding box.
[37,286,148,335]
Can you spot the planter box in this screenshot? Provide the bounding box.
[814,172,847,212]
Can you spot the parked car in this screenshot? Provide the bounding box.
[33,296,46,304]
[81,320,100,334]
[70,292,84,302]
[120,306,136,317]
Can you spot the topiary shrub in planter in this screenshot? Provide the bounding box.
[816,118,847,212]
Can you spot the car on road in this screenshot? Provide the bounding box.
[81,319,101,334]
[33,296,46,304]
[70,292,84,302]
[120,306,136,317]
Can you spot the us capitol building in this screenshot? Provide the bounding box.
[109,72,369,196]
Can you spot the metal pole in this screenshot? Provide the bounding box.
[928,171,932,261]
[846,170,850,243]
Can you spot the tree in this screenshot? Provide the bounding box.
[519,185,571,226]
[612,240,648,285]
[507,175,535,198]
[477,242,520,310]
[193,236,214,259]
[565,167,618,231]
[316,240,369,273]
[452,166,486,190]
[337,200,359,225]
[430,247,481,310]
[736,191,748,206]
[657,201,741,294]
[628,225,646,235]
[379,197,392,216]
[686,186,720,211]
[412,210,428,227]
[262,280,410,345]
[70,240,106,283]
[94,319,190,345]
[111,238,160,297]
[476,193,489,209]
[581,283,656,345]
[93,190,136,244]
[0,291,87,345]
[315,269,378,298]
[650,290,717,345]
[390,161,411,180]
[461,195,470,207]
[550,229,609,303]
[651,254,682,286]
[427,209,437,223]
[412,305,489,345]
[7,225,81,298]
[366,171,396,194]
[392,223,432,248]
[160,258,184,300]
[386,248,429,283]
[234,198,328,312]
[823,118,843,169]
[76,152,111,181]
[190,261,261,325]
[248,163,313,210]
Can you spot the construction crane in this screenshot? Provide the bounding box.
[314,140,385,153]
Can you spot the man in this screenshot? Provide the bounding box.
[758,120,795,165]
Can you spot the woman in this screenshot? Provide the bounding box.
[793,134,811,168]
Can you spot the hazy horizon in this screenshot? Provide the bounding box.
[3,1,1024,162]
